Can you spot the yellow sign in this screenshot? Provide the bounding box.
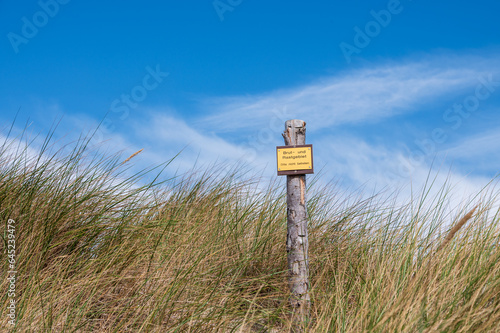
[276,145,314,175]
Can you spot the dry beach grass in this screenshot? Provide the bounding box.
[1,131,500,332]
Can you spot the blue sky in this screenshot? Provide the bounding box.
[1,0,500,203]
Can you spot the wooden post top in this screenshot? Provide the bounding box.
[282,119,306,146]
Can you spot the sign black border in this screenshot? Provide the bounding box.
[276,144,314,176]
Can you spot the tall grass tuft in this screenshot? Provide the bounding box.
[1,130,500,332]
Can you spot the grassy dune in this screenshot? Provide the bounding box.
[1,134,500,332]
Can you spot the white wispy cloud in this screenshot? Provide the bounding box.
[316,134,494,196]
[6,50,500,209]
[131,113,254,171]
[445,127,500,161]
[199,52,500,135]
[83,51,500,199]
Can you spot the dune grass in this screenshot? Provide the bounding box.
[1,132,500,332]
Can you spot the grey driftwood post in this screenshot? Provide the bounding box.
[282,119,310,329]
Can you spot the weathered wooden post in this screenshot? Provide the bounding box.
[276,119,313,331]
